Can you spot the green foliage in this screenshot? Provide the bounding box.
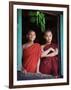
[29,11,45,32]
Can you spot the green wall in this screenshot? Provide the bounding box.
[17,9,22,71]
[60,14,63,75]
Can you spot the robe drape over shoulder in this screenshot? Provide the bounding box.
[22,43,41,73]
[39,43,59,76]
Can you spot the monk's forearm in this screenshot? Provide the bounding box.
[43,48,53,54]
[41,48,53,58]
[46,51,58,57]
[36,59,40,73]
[41,53,48,58]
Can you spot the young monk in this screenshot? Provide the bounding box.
[39,30,59,78]
[22,30,42,73]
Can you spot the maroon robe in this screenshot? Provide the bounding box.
[39,43,58,76]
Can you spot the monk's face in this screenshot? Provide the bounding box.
[27,31,36,42]
[44,31,52,43]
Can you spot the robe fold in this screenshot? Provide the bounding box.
[22,43,41,73]
[39,43,58,76]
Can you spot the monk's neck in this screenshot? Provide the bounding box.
[27,41,34,45]
[47,42,52,45]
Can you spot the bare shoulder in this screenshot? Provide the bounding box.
[41,44,45,48]
[22,44,27,49]
[41,45,45,47]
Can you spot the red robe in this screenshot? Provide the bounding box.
[39,43,58,76]
[22,43,41,73]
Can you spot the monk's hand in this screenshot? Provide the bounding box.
[22,68,28,74]
[49,47,55,52]
[37,71,42,74]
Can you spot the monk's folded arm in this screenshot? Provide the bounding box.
[41,48,55,58]
[41,52,48,57]
[46,48,58,57]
